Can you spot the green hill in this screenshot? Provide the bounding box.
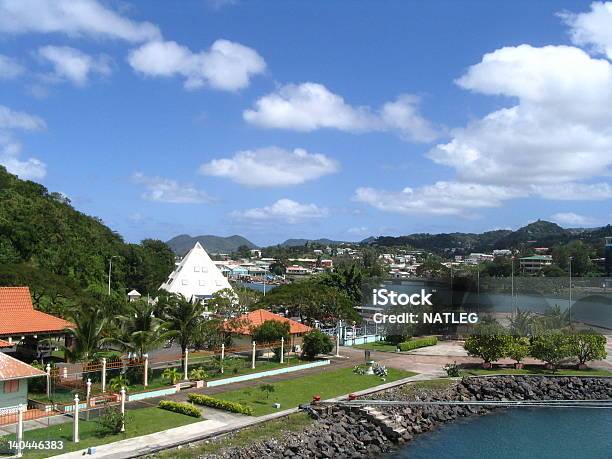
[166,234,257,255]
[0,166,174,299]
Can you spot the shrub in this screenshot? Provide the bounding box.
[187,394,254,415]
[259,383,275,399]
[508,337,530,364]
[530,330,573,370]
[398,336,438,351]
[464,323,512,366]
[98,407,125,435]
[158,400,201,418]
[188,367,209,381]
[108,375,129,393]
[443,361,461,377]
[301,329,333,360]
[162,368,182,385]
[567,331,607,366]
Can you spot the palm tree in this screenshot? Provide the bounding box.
[162,367,181,385]
[508,308,534,336]
[161,294,207,359]
[110,300,166,359]
[62,305,108,362]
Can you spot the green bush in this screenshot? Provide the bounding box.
[301,329,333,360]
[530,330,573,370]
[464,324,512,365]
[398,336,437,351]
[568,331,607,366]
[158,400,201,418]
[187,394,253,415]
[98,407,125,435]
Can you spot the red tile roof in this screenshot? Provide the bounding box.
[225,309,311,335]
[0,287,74,336]
[0,352,46,381]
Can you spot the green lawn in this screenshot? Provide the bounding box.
[0,406,199,458]
[155,412,313,458]
[353,341,398,353]
[214,366,416,416]
[460,365,612,377]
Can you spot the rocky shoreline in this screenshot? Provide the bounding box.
[188,376,612,459]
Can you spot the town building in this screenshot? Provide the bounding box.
[224,309,311,350]
[466,253,494,264]
[285,265,312,276]
[127,289,141,302]
[519,255,553,274]
[0,352,46,413]
[159,242,233,302]
[493,249,512,257]
[0,287,74,360]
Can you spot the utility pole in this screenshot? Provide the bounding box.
[511,256,515,315]
[568,256,573,327]
[108,255,119,295]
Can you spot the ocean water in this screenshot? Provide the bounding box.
[391,408,612,459]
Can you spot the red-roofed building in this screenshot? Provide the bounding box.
[225,309,312,350]
[0,287,74,360]
[0,352,45,413]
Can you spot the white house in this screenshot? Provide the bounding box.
[159,242,233,302]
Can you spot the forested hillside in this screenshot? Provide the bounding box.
[0,166,174,315]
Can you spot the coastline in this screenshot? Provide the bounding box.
[189,376,612,459]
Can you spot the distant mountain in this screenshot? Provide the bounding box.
[279,238,349,247]
[167,234,257,255]
[360,236,376,244]
[368,220,612,254]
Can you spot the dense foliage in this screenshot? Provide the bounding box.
[301,329,333,360]
[187,393,254,415]
[158,400,201,418]
[398,336,438,351]
[0,167,174,310]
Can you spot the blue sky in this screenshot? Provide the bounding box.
[1,0,612,246]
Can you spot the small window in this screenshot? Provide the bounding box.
[4,380,19,393]
[199,280,206,286]
[182,279,189,285]
[201,267,208,273]
[194,266,200,272]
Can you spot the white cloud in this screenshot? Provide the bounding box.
[550,212,598,226]
[530,182,612,201]
[0,0,161,42]
[231,198,328,223]
[0,105,46,130]
[354,182,525,217]
[0,54,24,79]
[38,46,112,86]
[132,172,214,204]
[423,43,612,208]
[0,135,46,180]
[243,82,437,142]
[128,39,265,91]
[560,1,612,59]
[199,146,339,187]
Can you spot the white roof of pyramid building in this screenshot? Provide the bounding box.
[159,242,233,301]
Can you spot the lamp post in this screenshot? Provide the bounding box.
[511,256,516,315]
[108,255,120,295]
[263,268,267,297]
[569,256,573,327]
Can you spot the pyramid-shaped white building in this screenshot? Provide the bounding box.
[160,242,232,301]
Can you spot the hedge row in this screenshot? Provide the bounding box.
[398,336,438,351]
[158,400,201,418]
[187,394,254,416]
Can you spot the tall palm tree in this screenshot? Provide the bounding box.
[62,305,108,362]
[161,294,207,358]
[110,300,166,359]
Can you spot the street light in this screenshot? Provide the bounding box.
[568,256,573,327]
[108,255,120,295]
[511,256,516,316]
